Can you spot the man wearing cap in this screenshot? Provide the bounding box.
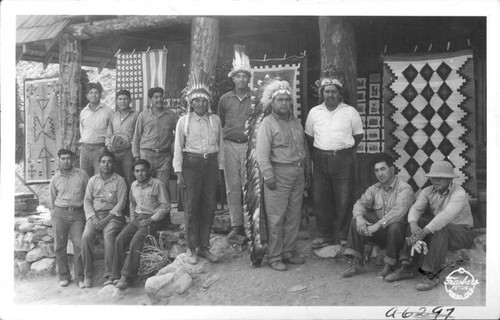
[49,149,89,287]
[305,64,364,248]
[132,87,178,217]
[218,45,254,240]
[81,151,127,288]
[256,79,311,271]
[106,89,139,187]
[79,82,113,178]
[341,153,414,279]
[111,159,170,289]
[173,69,224,265]
[384,161,475,291]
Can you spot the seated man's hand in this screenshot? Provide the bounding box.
[410,221,425,239]
[139,218,153,227]
[176,172,185,188]
[356,216,370,236]
[264,176,277,191]
[91,215,100,228]
[366,222,381,236]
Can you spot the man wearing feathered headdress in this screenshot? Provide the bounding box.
[173,68,224,265]
[218,44,255,241]
[255,79,311,271]
[305,64,364,250]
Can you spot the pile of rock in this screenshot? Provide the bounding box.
[15,193,39,216]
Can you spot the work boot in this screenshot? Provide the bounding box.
[227,226,243,240]
[384,263,415,282]
[198,247,219,262]
[377,263,395,278]
[341,257,363,278]
[416,276,440,291]
[59,279,70,287]
[115,275,131,289]
[186,247,198,264]
[283,255,305,265]
[268,261,288,271]
[80,276,93,288]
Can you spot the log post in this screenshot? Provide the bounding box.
[189,17,219,78]
[318,17,357,106]
[58,33,82,154]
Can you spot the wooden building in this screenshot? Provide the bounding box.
[16,15,487,226]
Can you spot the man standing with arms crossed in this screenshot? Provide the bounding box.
[218,45,254,240]
[132,87,178,224]
[305,64,364,248]
[49,149,89,287]
[79,82,113,178]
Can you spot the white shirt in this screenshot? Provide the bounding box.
[305,102,364,150]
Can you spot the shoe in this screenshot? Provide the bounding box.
[80,277,93,288]
[59,279,70,287]
[341,258,362,278]
[416,277,440,291]
[268,261,288,271]
[283,255,305,265]
[227,226,243,240]
[311,237,335,249]
[384,264,415,282]
[377,263,395,278]
[115,276,130,289]
[103,279,114,286]
[186,247,198,264]
[198,248,219,262]
[113,279,120,285]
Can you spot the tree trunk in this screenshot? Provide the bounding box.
[65,16,192,41]
[59,33,81,153]
[189,17,219,77]
[318,17,357,106]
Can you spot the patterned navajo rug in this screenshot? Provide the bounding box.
[24,77,61,183]
[115,49,168,111]
[250,55,307,121]
[383,50,476,197]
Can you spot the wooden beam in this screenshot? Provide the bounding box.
[16,44,26,64]
[98,58,110,74]
[189,17,219,77]
[43,52,55,69]
[65,15,192,41]
[45,38,59,52]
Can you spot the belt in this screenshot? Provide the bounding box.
[56,205,83,212]
[272,159,305,167]
[142,148,170,154]
[184,152,218,159]
[81,142,105,147]
[315,147,352,157]
[225,138,248,144]
[95,209,111,214]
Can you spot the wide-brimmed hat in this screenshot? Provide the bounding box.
[425,161,459,178]
[108,133,130,152]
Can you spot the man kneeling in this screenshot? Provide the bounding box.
[111,159,170,289]
[384,161,475,291]
[341,153,414,278]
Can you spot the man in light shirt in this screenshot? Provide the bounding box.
[305,65,364,248]
[385,161,475,291]
[49,149,89,287]
[79,82,113,178]
[173,69,224,265]
[111,159,170,289]
[81,151,127,288]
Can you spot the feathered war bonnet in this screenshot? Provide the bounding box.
[315,63,345,99]
[228,44,252,78]
[259,76,293,114]
[181,68,215,134]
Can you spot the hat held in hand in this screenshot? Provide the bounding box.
[108,133,130,152]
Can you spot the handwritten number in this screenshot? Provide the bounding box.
[402,308,413,318]
[444,307,455,320]
[417,307,426,316]
[385,307,397,318]
[432,306,442,320]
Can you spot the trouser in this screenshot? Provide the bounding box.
[183,153,218,248]
[113,147,135,187]
[81,212,124,279]
[343,211,407,266]
[223,140,248,231]
[80,143,106,178]
[264,163,305,264]
[140,149,173,212]
[312,148,355,243]
[111,214,164,280]
[51,206,85,281]
[399,215,475,275]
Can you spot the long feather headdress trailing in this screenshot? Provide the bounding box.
[228,44,252,78]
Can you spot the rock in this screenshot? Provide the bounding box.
[98,284,121,297]
[289,284,308,292]
[14,220,24,231]
[168,244,185,259]
[38,241,55,258]
[42,218,52,227]
[42,235,54,242]
[14,251,27,260]
[212,214,231,233]
[209,235,233,258]
[26,247,45,262]
[14,232,31,252]
[157,253,211,277]
[202,274,219,290]
[17,261,31,275]
[18,222,35,233]
[145,273,175,295]
[314,245,343,258]
[173,272,193,294]
[32,226,50,242]
[30,258,55,273]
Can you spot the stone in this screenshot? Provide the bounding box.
[157,253,211,277]
[32,226,49,242]
[202,274,219,290]
[30,258,55,273]
[18,222,35,233]
[314,245,343,258]
[17,261,31,275]
[145,273,175,295]
[173,272,193,294]
[26,247,45,262]
[212,214,231,233]
[14,232,31,252]
[168,244,185,259]
[289,284,308,292]
[41,218,53,227]
[98,284,121,297]
[42,235,54,242]
[209,235,233,258]
[38,241,55,258]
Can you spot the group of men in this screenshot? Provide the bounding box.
[49,45,475,293]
